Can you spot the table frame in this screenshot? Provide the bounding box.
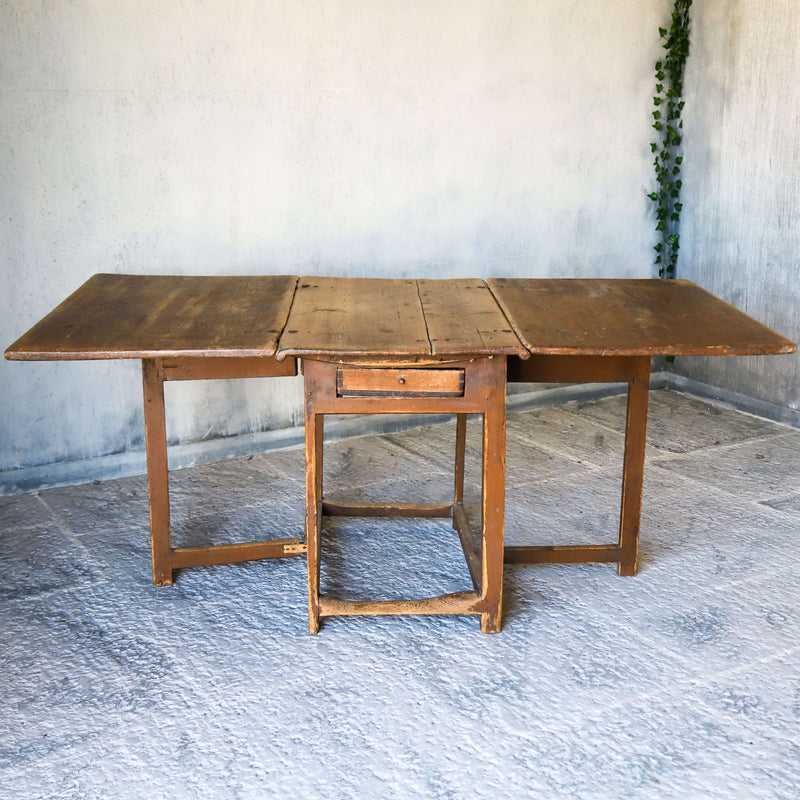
[141,355,304,585]
[499,354,650,575]
[302,356,507,634]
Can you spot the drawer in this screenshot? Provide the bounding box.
[336,367,465,398]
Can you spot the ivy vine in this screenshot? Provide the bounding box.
[649,0,692,277]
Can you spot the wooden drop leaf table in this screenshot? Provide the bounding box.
[5,273,796,634]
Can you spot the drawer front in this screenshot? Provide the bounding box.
[336,367,465,398]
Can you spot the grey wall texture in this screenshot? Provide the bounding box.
[2,0,797,492]
[0,0,671,490]
[677,0,800,416]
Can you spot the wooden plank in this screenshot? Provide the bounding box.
[453,502,481,591]
[337,367,464,397]
[504,544,623,564]
[142,359,173,586]
[479,357,507,633]
[161,356,297,381]
[321,501,453,518]
[488,278,797,356]
[5,273,299,360]
[618,358,650,576]
[417,278,528,358]
[171,539,303,569]
[454,413,467,504]
[277,277,430,360]
[318,592,481,618]
[507,354,642,384]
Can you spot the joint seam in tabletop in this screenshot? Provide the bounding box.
[414,279,435,357]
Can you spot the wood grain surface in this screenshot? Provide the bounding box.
[487,278,797,356]
[277,276,526,360]
[5,273,298,360]
[417,278,528,357]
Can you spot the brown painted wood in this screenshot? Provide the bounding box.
[507,354,643,384]
[504,545,623,564]
[479,357,507,633]
[454,414,467,504]
[618,357,650,576]
[140,355,307,586]
[303,353,507,634]
[304,362,324,634]
[160,356,297,382]
[300,358,500,415]
[5,273,299,360]
[321,501,453,518]
[278,276,527,361]
[417,278,528,358]
[488,278,797,356]
[278,277,430,360]
[502,357,651,575]
[142,359,173,586]
[172,539,303,568]
[453,502,481,591]
[318,592,481,617]
[493,278,795,578]
[336,366,465,397]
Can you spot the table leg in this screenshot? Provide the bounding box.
[480,360,506,633]
[305,402,323,634]
[618,357,651,576]
[142,359,173,586]
[454,413,467,505]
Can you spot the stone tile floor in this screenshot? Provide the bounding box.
[1,390,798,799]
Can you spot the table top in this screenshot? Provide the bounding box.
[4,273,299,360]
[5,273,796,363]
[275,276,528,361]
[488,278,796,356]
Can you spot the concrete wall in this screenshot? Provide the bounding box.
[677,0,800,420]
[1,0,671,491]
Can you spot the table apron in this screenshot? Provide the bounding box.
[507,354,648,384]
[158,356,297,381]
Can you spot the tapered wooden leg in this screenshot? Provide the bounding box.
[618,357,651,576]
[142,359,173,586]
[454,413,467,505]
[480,359,506,633]
[305,404,323,634]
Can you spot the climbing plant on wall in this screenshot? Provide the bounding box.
[649,0,692,277]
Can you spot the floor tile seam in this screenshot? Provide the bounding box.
[511,462,616,490]
[34,493,105,565]
[1,577,111,606]
[553,406,633,441]
[506,431,622,472]
[682,644,800,730]
[526,628,800,735]
[699,566,800,596]
[643,461,774,503]
[647,429,800,464]
[603,599,800,684]
[754,495,800,514]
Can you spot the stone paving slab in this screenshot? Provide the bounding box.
[565,391,789,454]
[1,390,799,800]
[653,432,800,503]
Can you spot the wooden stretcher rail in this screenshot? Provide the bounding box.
[504,544,623,565]
[171,539,303,569]
[318,592,482,618]
[321,501,453,518]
